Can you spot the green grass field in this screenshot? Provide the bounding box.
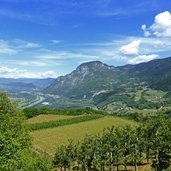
[134,90,144,101]
[31,116,137,155]
[143,89,166,102]
[27,114,82,124]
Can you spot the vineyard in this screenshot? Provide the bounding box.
[28,112,171,171]
[29,115,137,154]
[29,114,103,131]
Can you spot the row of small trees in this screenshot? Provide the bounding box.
[53,114,171,171]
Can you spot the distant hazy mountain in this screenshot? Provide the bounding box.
[0,78,55,92]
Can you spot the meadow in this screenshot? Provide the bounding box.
[30,115,137,155]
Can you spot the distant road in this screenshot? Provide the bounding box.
[21,94,45,108]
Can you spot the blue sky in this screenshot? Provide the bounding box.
[0,0,171,78]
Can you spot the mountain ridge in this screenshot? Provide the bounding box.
[43,57,171,110]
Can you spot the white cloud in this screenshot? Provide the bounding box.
[120,40,141,55]
[36,50,100,61]
[51,40,61,44]
[142,11,171,37]
[20,42,40,48]
[16,61,48,67]
[127,54,159,64]
[0,41,17,55]
[12,39,40,48]
[141,25,151,37]
[0,66,57,78]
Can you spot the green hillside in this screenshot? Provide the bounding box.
[43,57,171,111]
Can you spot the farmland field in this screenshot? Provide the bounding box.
[27,114,82,124]
[143,89,166,102]
[31,116,137,154]
[134,90,143,101]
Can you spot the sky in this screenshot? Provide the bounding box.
[0,0,171,78]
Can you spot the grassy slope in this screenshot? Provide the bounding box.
[31,116,137,154]
[27,114,81,124]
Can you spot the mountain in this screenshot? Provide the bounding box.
[43,61,125,98]
[125,57,171,91]
[44,57,171,97]
[0,78,55,92]
[43,57,171,110]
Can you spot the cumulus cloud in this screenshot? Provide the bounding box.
[120,40,141,55]
[127,54,159,64]
[0,66,57,78]
[142,11,171,37]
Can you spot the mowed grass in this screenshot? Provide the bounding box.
[31,116,137,155]
[27,114,81,124]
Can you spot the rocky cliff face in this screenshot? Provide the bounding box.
[43,61,116,98]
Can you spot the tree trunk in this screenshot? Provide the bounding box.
[146,148,150,164]
[88,164,91,171]
[116,164,119,171]
[100,165,102,171]
[124,164,127,171]
[134,164,138,171]
[100,165,105,171]
[110,152,114,171]
[134,144,138,171]
[155,150,159,171]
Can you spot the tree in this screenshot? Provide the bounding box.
[0,92,52,171]
[115,125,137,171]
[150,114,171,171]
[100,127,121,171]
[78,136,97,171]
[53,141,77,171]
[0,92,30,170]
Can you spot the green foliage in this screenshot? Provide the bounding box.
[53,141,77,170]
[23,107,40,118]
[23,107,107,118]
[53,113,171,171]
[0,92,30,170]
[0,92,52,171]
[18,149,52,171]
[29,114,103,131]
[142,113,171,170]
